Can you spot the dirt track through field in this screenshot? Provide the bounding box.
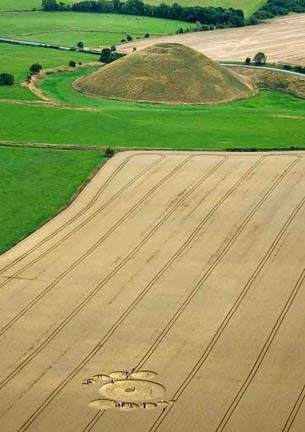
[119,14,305,65]
[2,151,305,432]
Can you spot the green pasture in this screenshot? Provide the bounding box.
[0,68,304,149]
[0,146,104,253]
[0,0,40,10]
[0,12,191,46]
[0,42,95,100]
[0,0,77,11]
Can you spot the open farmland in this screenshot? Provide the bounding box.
[1,151,305,431]
[120,13,305,66]
[0,12,190,47]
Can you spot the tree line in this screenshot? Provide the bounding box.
[42,0,245,27]
[252,0,305,21]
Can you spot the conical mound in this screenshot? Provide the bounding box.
[75,43,256,104]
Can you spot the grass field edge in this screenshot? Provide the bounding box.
[0,148,107,256]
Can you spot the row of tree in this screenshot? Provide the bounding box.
[252,0,305,21]
[283,64,305,74]
[42,0,245,27]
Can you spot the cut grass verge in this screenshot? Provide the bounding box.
[0,146,105,253]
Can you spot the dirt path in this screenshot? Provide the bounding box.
[1,151,305,432]
[119,14,305,65]
[13,61,107,112]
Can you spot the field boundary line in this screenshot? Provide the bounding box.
[0,153,163,272]
[2,142,305,153]
[0,154,163,289]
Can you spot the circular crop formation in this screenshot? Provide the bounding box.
[98,379,166,403]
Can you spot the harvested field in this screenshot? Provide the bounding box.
[2,151,305,432]
[120,14,305,66]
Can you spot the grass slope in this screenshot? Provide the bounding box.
[76,43,255,104]
[0,68,304,149]
[0,146,104,253]
[0,0,265,16]
[0,12,190,46]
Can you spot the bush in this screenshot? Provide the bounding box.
[253,52,267,66]
[120,39,126,43]
[69,60,76,67]
[0,73,14,86]
[105,147,114,158]
[77,41,84,49]
[294,65,305,74]
[29,63,42,74]
[100,48,125,63]
[144,32,150,38]
[100,48,112,63]
[245,57,251,65]
[110,45,116,51]
[126,34,133,41]
[246,16,258,25]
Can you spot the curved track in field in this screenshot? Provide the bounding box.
[2,151,305,432]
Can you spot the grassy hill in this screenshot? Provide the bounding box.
[75,43,255,104]
[0,12,191,100]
